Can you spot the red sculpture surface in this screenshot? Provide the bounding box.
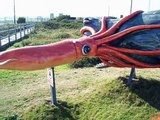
[0,10,160,70]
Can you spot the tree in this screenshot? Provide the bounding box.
[17,17,26,24]
[56,15,71,21]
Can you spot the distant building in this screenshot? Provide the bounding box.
[50,13,54,19]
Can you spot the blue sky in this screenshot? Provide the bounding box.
[0,0,160,18]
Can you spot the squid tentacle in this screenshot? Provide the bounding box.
[99,56,118,67]
[99,54,130,67]
[90,16,107,37]
[80,26,96,35]
[92,10,143,40]
[96,24,160,45]
[80,16,107,36]
[106,46,160,55]
[97,47,160,68]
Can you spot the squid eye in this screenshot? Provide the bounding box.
[82,44,91,55]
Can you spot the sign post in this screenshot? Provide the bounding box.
[48,67,57,105]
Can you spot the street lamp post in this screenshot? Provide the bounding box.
[148,0,151,11]
[130,0,133,14]
[13,0,16,24]
[107,5,110,17]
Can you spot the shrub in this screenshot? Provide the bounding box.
[56,15,71,21]
[53,33,71,39]
[44,20,60,29]
[42,19,83,30]
[21,40,32,46]
[59,21,83,29]
[13,42,23,48]
[70,57,101,68]
[35,22,45,30]
[0,114,19,120]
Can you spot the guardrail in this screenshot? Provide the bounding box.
[0,23,35,50]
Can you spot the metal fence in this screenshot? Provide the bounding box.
[0,17,49,25]
[0,23,35,50]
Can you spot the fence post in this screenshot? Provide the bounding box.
[23,25,25,36]
[19,25,22,39]
[0,38,1,47]
[15,26,17,41]
[27,25,29,34]
[8,28,10,44]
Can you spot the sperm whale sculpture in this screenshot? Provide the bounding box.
[0,10,160,70]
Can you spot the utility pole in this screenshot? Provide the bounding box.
[13,0,16,24]
[107,5,110,17]
[148,0,151,11]
[130,0,133,14]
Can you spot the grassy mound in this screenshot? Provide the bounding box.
[22,76,159,120]
[23,100,79,120]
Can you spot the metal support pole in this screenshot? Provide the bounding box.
[128,0,136,85]
[48,67,57,105]
[127,68,136,85]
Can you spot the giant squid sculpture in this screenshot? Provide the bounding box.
[0,10,160,70]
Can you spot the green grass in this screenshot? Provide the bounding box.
[22,69,160,120]
[9,28,82,49]
[0,70,49,116]
[1,67,160,120]
[78,78,158,120]
[23,100,79,120]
